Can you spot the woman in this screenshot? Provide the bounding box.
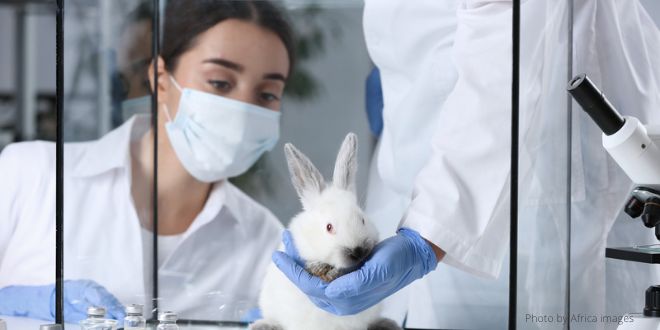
[0,0,294,323]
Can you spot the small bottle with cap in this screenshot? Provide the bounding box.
[39,324,62,330]
[124,304,146,330]
[79,306,117,330]
[156,311,179,330]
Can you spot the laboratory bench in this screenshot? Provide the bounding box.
[1,316,247,330]
[1,316,437,329]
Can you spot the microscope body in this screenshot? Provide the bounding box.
[568,74,660,237]
[612,122,660,330]
[604,116,660,187]
[605,117,660,237]
[568,74,660,329]
[618,315,660,330]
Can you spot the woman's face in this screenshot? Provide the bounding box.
[161,18,290,115]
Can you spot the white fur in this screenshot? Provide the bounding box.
[256,260,382,330]
[252,133,390,330]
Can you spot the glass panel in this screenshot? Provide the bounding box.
[586,0,660,326]
[398,1,513,328]
[520,1,660,329]
[517,0,571,328]
[45,0,516,328]
[0,0,58,326]
[61,0,156,325]
[152,0,376,325]
[2,0,523,328]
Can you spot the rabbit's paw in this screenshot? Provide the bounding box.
[324,266,343,282]
[306,261,341,282]
[249,319,283,330]
[367,317,402,330]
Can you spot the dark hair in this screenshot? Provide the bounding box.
[125,1,154,28]
[161,0,295,76]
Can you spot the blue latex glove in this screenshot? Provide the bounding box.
[0,280,125,323]
[272,228,438,315]
[241,307,262,323]
[365,67,384,137]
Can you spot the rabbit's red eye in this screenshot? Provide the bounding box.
[326,223,333,233]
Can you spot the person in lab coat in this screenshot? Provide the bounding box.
[0,0,295,323]
[274,0,660,329]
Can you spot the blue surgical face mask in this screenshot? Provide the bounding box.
[163,75,281,182]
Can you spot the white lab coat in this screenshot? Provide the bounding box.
[363,0,511,328]
[364,0,660,329]
[0,115,282,321]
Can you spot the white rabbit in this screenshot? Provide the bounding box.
[250,133,401,330]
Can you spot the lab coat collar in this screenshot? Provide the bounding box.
[219,181,251,227]
[157,181,250,268]
[181,180,230,237]
[72,114,247,233]
[73,115,149,178]
[180,181,250,238]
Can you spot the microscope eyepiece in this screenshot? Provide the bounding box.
[567,74,626,136]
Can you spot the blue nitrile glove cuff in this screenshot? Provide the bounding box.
[241,307,263,323]
[0,280,125,323]
[396,227,439,276]
[0,284,56,320]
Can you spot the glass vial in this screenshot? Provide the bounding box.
[156,311,178,330]
[124,304,146,330]
[39,325,62,330]
[79,306,117,330]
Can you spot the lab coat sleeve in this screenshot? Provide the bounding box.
[0,145,23,267]
[401,1,512,279]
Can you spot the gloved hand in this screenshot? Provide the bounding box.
[272,227,438,315]
[0,280,125,323]
[241,307,262,323]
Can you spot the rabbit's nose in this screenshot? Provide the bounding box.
[348,246,367,262]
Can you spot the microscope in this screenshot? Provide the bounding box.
[568,74,660,329]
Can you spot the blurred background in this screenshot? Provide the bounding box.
[0,1,57,148]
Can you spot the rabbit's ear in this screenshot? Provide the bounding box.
[333,132,358,192]
[285,143,325,204]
